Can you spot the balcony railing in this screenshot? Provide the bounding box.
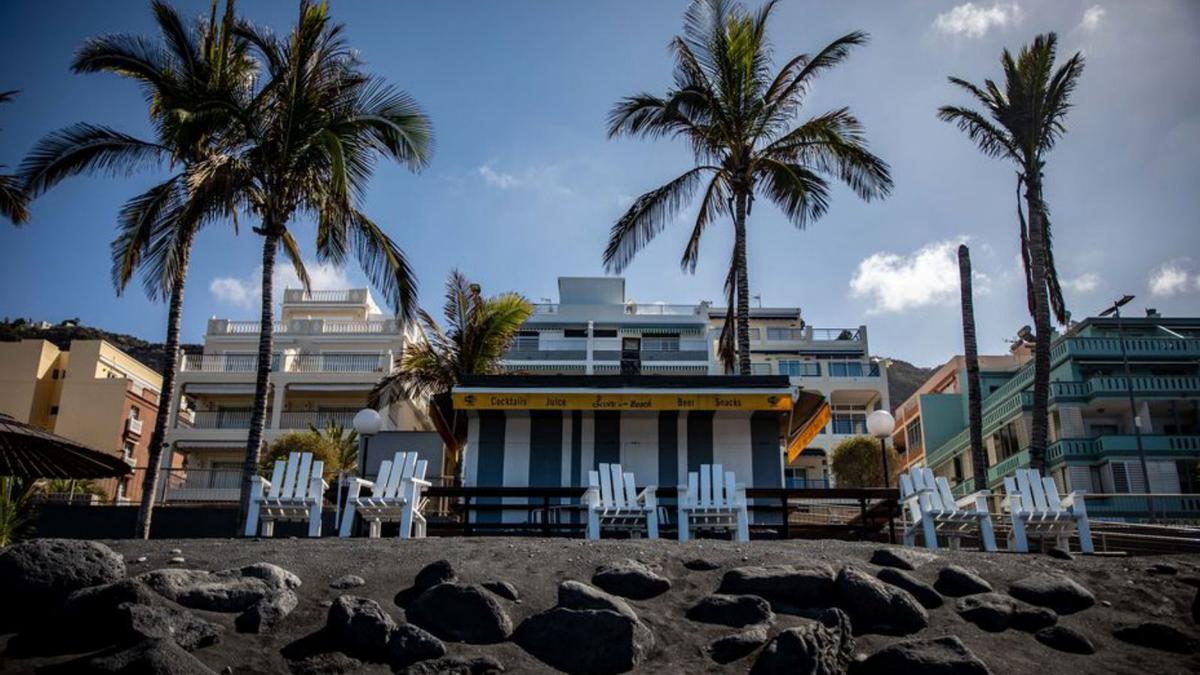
[1051,376,1200,400]
[160,468,242,502]
[282,289,367,304]
[181,354,280,372]
[277,410,358,429]
[986,449,1031,484]
[1046,435,1200,464]
[624,303,701,315]
[1055,336,1200,361]
[289,353,389,373]
[810,327,863,342]
[186,409,252,429]
[207,318,399,335]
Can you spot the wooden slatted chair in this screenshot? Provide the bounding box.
[338,451,431,539]
[1002,468,1094,554]
[677,463,749,541]
[898,467,997,551]
[584,463,658,540]
[245,451,326,537]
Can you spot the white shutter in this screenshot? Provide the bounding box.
[1110,461,1146,494]
[1066,466,1092,493]
[1147,460,1180,493]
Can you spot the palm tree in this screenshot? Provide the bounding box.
[958,244,987,489]
[938,33,1084,471]
[604,0,892,373]
[227,1,433,527]
[371,271,533,479]
[310,420,359,474]
[0,90,30,224]
[16,1,291,538]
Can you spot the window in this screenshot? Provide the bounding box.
[832,412,867,435]
[778,360,820,377]
[993,422,1021,460]
[122,440,136,461]
[128,406,140,420]
[829,361,864,377]
[1111,462,1131,494]
[1089,424,1119,436]
[642,334,680,351]
[750,363,772,375]
[766,327,803,341]
[747,328,761,340]
[563,329,588,338]
[906,422,923,451]
[117,478,129,501]
[51,369,59,380]
[513,331,539,351]
[1177,460,1200,493]
[49,405,59,416]
[593,329,617,338]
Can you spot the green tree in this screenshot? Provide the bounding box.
[0,91,30,224]
[261,431,341,481]
[604,0,892,373]
[371,271,532,478]
[958,244,987,489]
[830,435,899,488]
[938,33,1084,471]
[16,0,270,539]
[310,420,358,475]
[228,1,433,529]
[0,477,37,546]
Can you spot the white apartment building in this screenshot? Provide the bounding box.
[162,288,429,502]
[499,277,890,488]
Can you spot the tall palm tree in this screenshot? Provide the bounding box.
[16,1,298,538]
[225,1,433,527]
[939,33,1084,471]
[371,271,533,478]
[958,244,987,489]
[604,0,892,373]
[0,90,30,224]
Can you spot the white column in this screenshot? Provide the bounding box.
[586,321,594,375]
[270,383,285,429]
[1136,401,1153,433]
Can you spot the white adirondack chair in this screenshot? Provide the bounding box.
[677,464,749,542]
[1002,468,1094,554]
[584,463,658,540]
[338,451,431,538]
[244,451,327,537]
[899,467,997,552]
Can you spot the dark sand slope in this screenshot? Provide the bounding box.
[1,538,1198,674]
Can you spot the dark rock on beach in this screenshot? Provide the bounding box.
[870,547,933,571]
[388,623,449,669]
[414,560,457,591]
[558,579,639,621]
[852,635,991,675]
[482,580,519,601]
[1112,621,1198,654]
[121,603,224,650]
[708,625,770,664]
[71,637,218,674]
[592,559,671,599]
[934,565,993,597]
[956,593,1057,633]
[139,562,300,613]
[329,574,365,589]
[750,611,854,675]
[835,566,928,636]
[514,607,654,674]
[398,655,504,674]
[0,539,126,622]
[1034,625,1096,654]
[877,567,943,609]
[683,558,721,571]
[407,582,513,644]
[326,595,398,661]
[235,589,299,633]
[719,564,835,608]
[687,593,774,627]
[1008,573,1095,614]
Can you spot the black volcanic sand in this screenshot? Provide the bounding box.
[2,538,1199,673]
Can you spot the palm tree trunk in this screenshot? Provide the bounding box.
[1024,173,1052,473]
[134,231,194,539]
[733,191,751,376]
[237,229,279,532]
[958,244,987,490]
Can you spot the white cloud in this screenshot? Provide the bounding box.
[933,2,1022,39]
[850,239,988,313]
[1062,272,1100,293]
[209,260,370,311]
[1148,262,1192,297]
[477,165,520,189]
[1079,5,1105,31]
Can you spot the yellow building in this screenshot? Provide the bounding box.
[0,338,179,503]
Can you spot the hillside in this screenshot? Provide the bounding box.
[885,358,937,412]
[0,319,200,375]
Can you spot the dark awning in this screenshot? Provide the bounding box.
[0,414,132,479]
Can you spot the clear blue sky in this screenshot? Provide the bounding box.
[2,1,1198,366]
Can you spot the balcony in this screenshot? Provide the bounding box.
[181,352,390,374]
[1051,376,1200,400]
[282,289,368,304]
[160,468,241,503]
[187,409,252,429]
[986,449,1031,484]
[125,417,143,437]
[1054,336,1200,361]
[181,354,280,373]
[1047,435,1200,465]
[207,318,399,336]
[624,303,701,316]
[277,410,359,430]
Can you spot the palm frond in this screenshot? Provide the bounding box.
[0,174,30,225]
[346,210,417,319]
[681,171,730,272]
[111,176,183,295]
[602,166,713,273]
[278,230,312,294]
[936,105,1016,159]
[755,159,830,229]
[18,124,168,197]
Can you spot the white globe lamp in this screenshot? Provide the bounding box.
[866,409,896,438]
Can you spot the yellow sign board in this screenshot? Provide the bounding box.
[452,391,792,412]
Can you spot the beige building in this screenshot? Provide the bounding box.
[162,289,430,502]
[0,338,180,503]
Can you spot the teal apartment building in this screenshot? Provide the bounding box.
[905,313,1200,522]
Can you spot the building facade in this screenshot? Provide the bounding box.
[497,277,890,488]
[162,288,430,502]
[914,315,1200,521]
[0,339,180,503]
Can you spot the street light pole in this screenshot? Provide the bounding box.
[866,409,898,544]
[1102,297,1155,522]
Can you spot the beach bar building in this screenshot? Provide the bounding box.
[453,373,827,523]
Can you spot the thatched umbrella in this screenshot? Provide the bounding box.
[0,413,132,479]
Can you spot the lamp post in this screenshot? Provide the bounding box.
[342,408,383,527]
[866,409,897,543]
[1098,295,1154,522]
